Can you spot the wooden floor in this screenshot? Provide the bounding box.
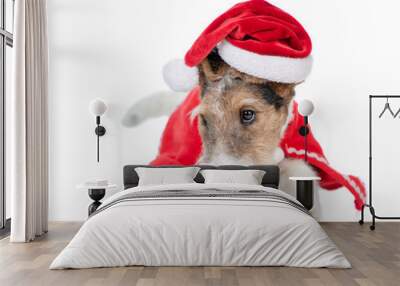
[0,222,399,286]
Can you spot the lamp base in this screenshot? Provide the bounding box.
[95,126,106,136]
[296,180,313,210]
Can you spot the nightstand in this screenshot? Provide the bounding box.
[289,177,321,210]
[77,183,117,216]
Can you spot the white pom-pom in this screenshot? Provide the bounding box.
[162,59,198,92]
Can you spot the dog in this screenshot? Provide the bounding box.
[195,49,315,196]
[121,0,365,209]
[122,49,316,198]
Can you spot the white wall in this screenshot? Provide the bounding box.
[48,0,400,221]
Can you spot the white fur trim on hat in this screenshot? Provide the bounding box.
[218,41,313,83]
[162,59,199,92]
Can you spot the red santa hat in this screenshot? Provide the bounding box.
[163,0,313,91]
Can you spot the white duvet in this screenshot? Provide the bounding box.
[50,183,350,269]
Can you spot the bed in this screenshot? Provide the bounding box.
[50,165,350,269]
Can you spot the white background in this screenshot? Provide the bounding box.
[47,0,400,221]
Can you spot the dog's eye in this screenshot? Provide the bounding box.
[240,109,256,125]
[210,76,223,83]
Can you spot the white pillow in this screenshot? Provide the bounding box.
[135,167,200,186]
[200,169,266,185]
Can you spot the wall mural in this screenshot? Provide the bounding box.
[122,0,366,210]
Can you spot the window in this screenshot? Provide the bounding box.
[0,0,14,235]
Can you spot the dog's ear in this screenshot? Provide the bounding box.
[198,48,228,87]
[267,82,296,105]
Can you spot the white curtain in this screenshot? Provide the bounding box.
[9,0,48,242]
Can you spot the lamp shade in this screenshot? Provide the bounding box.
[298,99,314,116]
[89,99,107,116]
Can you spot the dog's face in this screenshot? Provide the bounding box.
[197,50,296,165]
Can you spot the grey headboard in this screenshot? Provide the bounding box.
[123,165,280,189]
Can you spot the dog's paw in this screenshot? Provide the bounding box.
[121,113,142,127]
[121,91,186,127]
[272,148,285,164]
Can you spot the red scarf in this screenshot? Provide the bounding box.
[151,87,366,210]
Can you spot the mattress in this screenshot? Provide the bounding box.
[50,183,350,269]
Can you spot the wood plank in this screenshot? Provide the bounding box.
[0,222,399,286]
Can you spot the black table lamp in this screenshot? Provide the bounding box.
[89,99,107,162]
[298,99,315,162]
